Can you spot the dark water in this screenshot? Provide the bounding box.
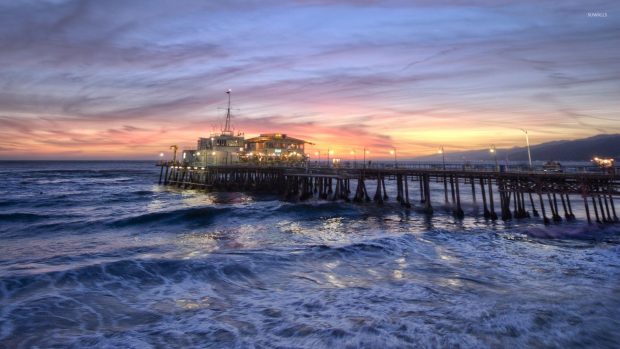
[0,161,619,348]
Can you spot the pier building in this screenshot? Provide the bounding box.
[182,91,310,167]
[241,133,310,164]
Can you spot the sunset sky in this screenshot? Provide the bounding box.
[0,0,618,160]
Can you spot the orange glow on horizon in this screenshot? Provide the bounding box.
[0,108,614,160]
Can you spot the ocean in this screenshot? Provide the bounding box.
[0,161,619,348]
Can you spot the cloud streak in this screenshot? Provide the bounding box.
[0,0,619,159]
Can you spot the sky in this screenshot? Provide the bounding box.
[0,0,619,160]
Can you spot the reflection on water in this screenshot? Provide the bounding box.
[0,161,619,348]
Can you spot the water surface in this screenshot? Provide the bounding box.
[0,161,619,348]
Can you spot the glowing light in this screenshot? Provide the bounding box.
[592,157,614,168]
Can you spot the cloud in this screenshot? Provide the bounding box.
[0,0,619,159]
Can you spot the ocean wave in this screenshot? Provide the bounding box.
[0,257,260,299]
[107,206,233,228]
[272,202,362,218]
[0,200,21,208]
[521,224,620,243]
[1,229,619,348]
[0,212,51,223]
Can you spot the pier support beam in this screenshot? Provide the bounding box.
[609,194,618,222]
[592,197,601,224]
[528,193,539,217]
[374,176,384,205]
[480,178,490,219]
[539,193,550,225]
[583,196,592,224]
[454,176,464,218]
[423,174,433,214]
[403,175,411,208]
[488,179,497,220]
[470,177,477,203]
[603,194,613,223]
[443,174,449,204]
[597,194,607,223]
[551,193,562,222]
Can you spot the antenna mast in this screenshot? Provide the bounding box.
[223,89,233,135]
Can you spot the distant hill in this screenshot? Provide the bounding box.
[416,134,620,162]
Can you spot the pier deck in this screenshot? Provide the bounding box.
[158,163,619,225]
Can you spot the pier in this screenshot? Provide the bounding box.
[157,163,619,225]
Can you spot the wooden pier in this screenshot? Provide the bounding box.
[157,163,619,225]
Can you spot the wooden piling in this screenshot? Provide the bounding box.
[528,193,539,217]
[470,177,477,203]
[423,174,433,214]
[156,164,619,226]
[488,179,497,220]
[403,175,411,208]
[539,193,550,225]
[609,194,618,221]
[592,197,601,223]
[480,178,490,219]
[583,196,592,224]
[454,176,464,218]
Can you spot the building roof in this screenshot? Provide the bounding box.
[245,133,310,144]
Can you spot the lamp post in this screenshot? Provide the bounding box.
[389,148,397,168]
[520,129,533,169]
[438,146,446,170]
[438,146,448,203]
[314,151,321,166]
[363,148,370,168]
[170,145,178,164]
[327,149,334,168]
[489,145,499,171]
[350,150,356,168]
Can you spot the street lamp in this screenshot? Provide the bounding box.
[389,148,397,168]
[438,146,448,203]
[489,145,499,171]
[520,129,533,169]
[327,149,334,167]
[438,146,446,170]
[363,148,370,168]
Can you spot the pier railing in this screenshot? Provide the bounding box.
[157,160,616,174]
[156,162,618,225]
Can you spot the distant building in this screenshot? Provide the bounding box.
[241,133,309,164]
